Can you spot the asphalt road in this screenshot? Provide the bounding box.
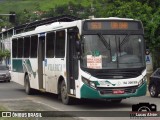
[0,81,160,120]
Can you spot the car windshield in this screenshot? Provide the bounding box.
[0,66,8,70]
[81,34,145,69]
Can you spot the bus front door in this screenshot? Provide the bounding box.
[67,27,79,95]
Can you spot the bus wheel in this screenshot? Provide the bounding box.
[25,75,32,95]
[60,80,72,105]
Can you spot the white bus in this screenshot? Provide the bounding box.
[11,17,147,104]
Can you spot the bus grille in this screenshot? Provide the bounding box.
[97,86,138,95]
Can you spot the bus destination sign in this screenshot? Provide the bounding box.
[84,21,141,31]
[111,22,128,29]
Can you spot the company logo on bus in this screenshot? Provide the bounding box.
[97,80,116,87]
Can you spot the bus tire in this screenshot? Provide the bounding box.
[25,75,33,95]
[60,80,72,105]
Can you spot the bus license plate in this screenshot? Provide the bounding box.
[112,90,125,94]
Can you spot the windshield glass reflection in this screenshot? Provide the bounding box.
[81,35,145,69]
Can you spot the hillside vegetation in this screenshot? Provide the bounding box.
[0,0,94,26]
[0,0,92,13]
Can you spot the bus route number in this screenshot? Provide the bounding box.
[123,81,137,85]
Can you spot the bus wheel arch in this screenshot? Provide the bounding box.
[57,76,73,105]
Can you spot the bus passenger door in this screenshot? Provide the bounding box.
[67,27,79,95]
[44,32,56,93]
[38,34,46,90]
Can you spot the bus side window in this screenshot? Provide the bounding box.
[30,35,38,58]
[55,30,65,58]
[46,32,55,58]
[12,39,18,58]
[17,38,24,58]
[24,36,30,58]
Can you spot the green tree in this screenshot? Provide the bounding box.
[0,50,10,59]
[0,50,5,61]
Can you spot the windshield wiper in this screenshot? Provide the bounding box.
[120,33,130,46]
[97,33,110,50]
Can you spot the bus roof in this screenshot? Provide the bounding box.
[12,20,82,38]
[86,17,134,21]
[12,17,140,38]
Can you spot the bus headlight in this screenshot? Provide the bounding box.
[138,76,146,87]
[82,77,96,89]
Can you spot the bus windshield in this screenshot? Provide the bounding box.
[81,34,145,69]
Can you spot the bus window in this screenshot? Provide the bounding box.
[17,38,23,58]
[12,39,18,58]
[55,30,65,58]
[46,32,55,58]
[30,35,38,58]
[24,36,30,58]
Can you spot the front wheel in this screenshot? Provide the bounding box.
[149,84,159,97]
[60,80,73,105]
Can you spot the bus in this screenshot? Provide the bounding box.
[11,17,147,104]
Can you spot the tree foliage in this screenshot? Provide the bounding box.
[0,50,10,61]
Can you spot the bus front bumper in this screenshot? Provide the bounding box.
[80,82,147,99]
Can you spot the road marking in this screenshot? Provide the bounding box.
[0,98,28,101]
[31,99,83,120]
[26,96,64,111]
[0,97,63,111]
[32,100,62,111]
